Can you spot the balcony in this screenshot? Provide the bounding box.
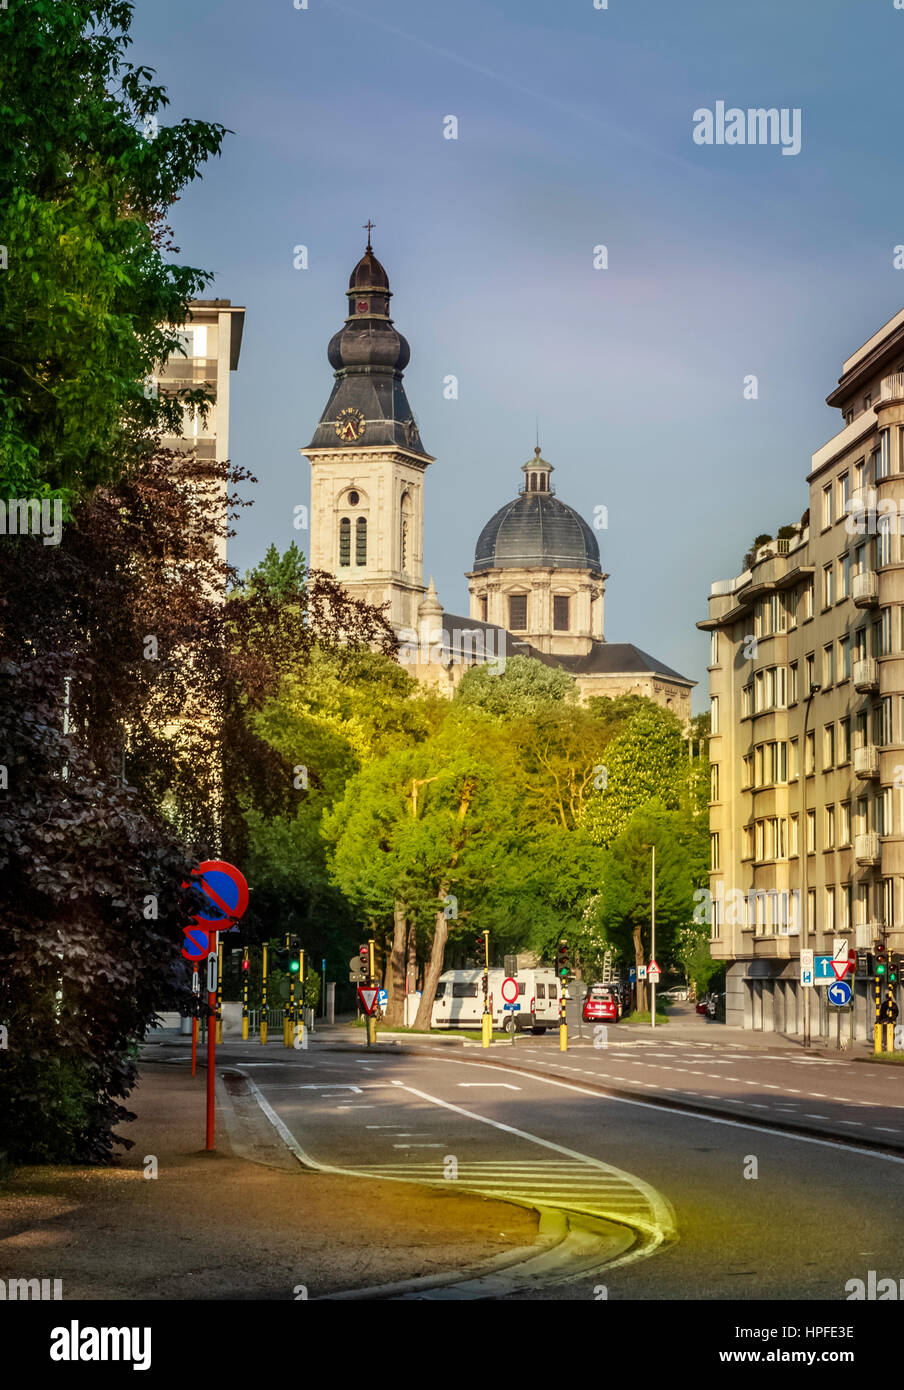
[854,832,880,865]
[851,570,879,607]
[853,744,880,779]
[853,657,879,692]
[855,922,879,949]
[881,373,904,403]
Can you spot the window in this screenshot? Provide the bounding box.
[806,729,815,775]
[823,564,834,608]
[355,516,367,565]
[338,516,351,567]
[881,696,893,746]
[855,543,867,577]
[789,661,799,703]
[881,786,894,836]
[710,833,720,871]
[825,805,835,849]
[755,821,765,861]
[879,516,892,567]
[825,886,836,932]
[838,636,850,680]
[710,630,719,665]
[880,607,892,656]
[535,983,546,999]
[805,653,815,690]
[839,553,850,598]
[789,814,799,857]
[508,594,527,630]
[839,472,851,517]
[741,684,752,718]
[807,889,816,934]
[400,518,408,571]
[742,753,754,788]
[553,595,570,630]
[710,764,720,802]
[789,738,799,779]
[879,429,891,479]
[480,595,488,622]
[452,982,479,998]
[823,644,834,687]
[802,580,814,620]
[841,884,852,931]
[822,483,833,528]
[839,717,851,763]
[840,801,851,845]
[711,696,719,735]
[742,825,754,860]
[823,723,835,769]
[807,809,816,853]
[754,744,764,787]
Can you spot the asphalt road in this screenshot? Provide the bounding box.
[212,1037,904,1300]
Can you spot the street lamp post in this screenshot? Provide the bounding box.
[801,683,821,1049]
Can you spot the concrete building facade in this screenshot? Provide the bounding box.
[700,306,904,1037]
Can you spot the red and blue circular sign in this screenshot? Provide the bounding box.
[182,925,211,962]
[190,859,249,931]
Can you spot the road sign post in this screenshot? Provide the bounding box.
[800,949,814,988]
[191,969,200,1077]
[205,950,218,1151]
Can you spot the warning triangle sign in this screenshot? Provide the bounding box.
[831,958,853,980]
[357,986,379,1016]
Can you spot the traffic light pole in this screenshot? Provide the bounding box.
[559,940,568,1052]
[367,939,377,1047]
[260,943,268,1045]
[297,947,305,1045]
[216,936,223,1044]
[206,948,217,1151]
[241,946,249,1040]
[481,931,491,1049]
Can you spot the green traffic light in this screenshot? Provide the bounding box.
[877,962,887,976]
[290,959,300,973]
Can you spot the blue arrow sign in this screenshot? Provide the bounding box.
[814,955,837,983]
[827,979,853,1007]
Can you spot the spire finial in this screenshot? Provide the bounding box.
[363,219,375,251]
[534,444,542,458]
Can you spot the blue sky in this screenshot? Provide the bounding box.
[133,0,904,707]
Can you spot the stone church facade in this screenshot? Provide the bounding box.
[302,238,694,721]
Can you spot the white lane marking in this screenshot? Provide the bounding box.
[417,1057,904,1164]
[296,1083,362,1092]
[458,1083,521,1090]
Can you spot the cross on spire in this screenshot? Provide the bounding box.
[363,219,375,250]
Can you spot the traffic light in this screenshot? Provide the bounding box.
[890,952,901,985]
[557,940,568,978]
[273,946,289,970]
[241,957,250,972]
[876,943,888,978]
[359,945,369,979]
[475,932,487,967]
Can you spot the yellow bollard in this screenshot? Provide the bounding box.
[560,1022,568,1052]
[260,944,268,1045]
[482,1012,492,1048]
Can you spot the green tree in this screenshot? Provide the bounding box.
[596,805,696,1010]
[0,0,229,501]
[582,701,687,847]
[455,653,577,716]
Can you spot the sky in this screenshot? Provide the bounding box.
[132,0,904,709]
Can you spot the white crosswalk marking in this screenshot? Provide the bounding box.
[351,1158,662,1228]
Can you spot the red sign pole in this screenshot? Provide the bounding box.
[206,981,216,1150]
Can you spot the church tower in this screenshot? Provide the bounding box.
[302,231,433,631]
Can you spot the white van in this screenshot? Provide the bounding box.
[431,967,564,1033]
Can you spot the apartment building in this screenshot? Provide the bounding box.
[156,299,245,564]
[700,306,904,1037]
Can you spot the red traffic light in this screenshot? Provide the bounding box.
[241,958,250,972]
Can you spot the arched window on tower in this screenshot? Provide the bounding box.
[339,516,351,567]
[530,473,537,492]
[400,491,411,572]
[356,516,367,566]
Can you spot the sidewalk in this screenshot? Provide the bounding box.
[0,1060,537,1300]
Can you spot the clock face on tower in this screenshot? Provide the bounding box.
[335,407,366,441]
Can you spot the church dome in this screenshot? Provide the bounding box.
[472,450,601,574]
[348,247,390,292]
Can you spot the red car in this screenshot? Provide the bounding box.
[583,994,618,1023]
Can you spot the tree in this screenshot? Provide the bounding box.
[323,712,523,1028]
[0,0,229,502]
[582,700,687,847]
[455,654,576,716]
[596,806,696,1011]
